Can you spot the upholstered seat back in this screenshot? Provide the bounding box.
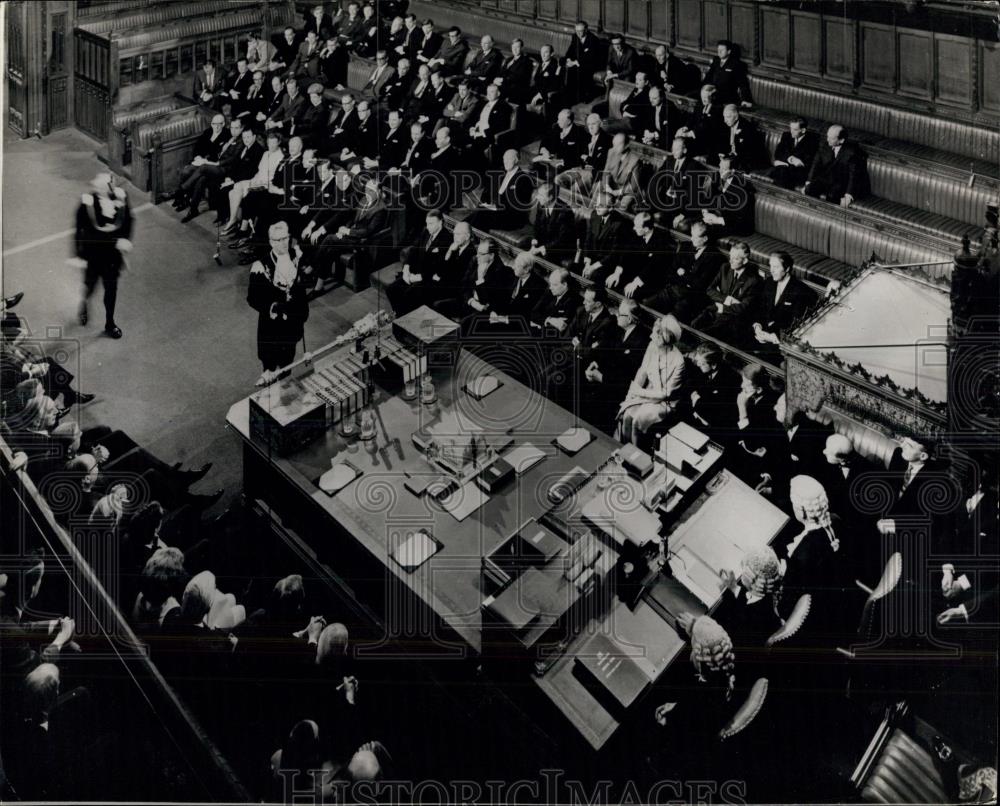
[861,729,949,804]
[114,97,184,129]
[134,109,205,151]
[749,74,1000,164]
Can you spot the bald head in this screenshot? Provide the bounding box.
[823,433,853,465]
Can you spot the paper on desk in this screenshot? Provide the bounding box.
[504,443,546,474]
[669,422,709,452]
[670,545,723,607]
[393,531,439,570]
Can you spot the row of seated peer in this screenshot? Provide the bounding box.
[0,362,397,800]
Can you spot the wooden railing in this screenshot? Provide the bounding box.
[0,435,251,803]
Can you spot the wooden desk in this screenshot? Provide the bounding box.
[533,471,789,750]
[227,334,786,750]
[227,343,622,654]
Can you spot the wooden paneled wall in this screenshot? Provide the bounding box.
[437,0,1000,126]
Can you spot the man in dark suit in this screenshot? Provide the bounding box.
[751,251,817,356]
[387,120,433,190]
[733,363,783,481]
[327,93,360,157]
[687,341,740,446]
[335,2,366,48]
[301,161,356,291]
[422,69,454,123]
[528,44,563,119]
[311,177,388,280]
[676,84,725,158]
[413,19,443,66]
[691,240,763,342]
[240,71,269,127]
[210,126,263,223]
[816,432,882,524]
[427,220,477,312]
[303,3,333,39]
[577,193,625,284]
[271,27,300,75]
[556,112,612,198]
[618,72,651,134]
[336,98,378,166]
[639,86,676,150]
[415,126,461,210]
[489,251,546,331]
[648,44,692,95]
[495,39,535,105]
[290,30,323,81]
[696,155,755,237]
[403,64,433,121]
[563,21,604,103]
[645,221,721,321]
[604,33,638,88]
[319,35,350,89]
[386,208,451,315]
[703,39,753,106]
[647,136,702,221]
[260,74,286,124]
[532,108,585,181]
[583,298,647,434]
[264,78,305,135]
[440,80,480,142]
[803,124,870,207]
[223,58,254,118]
[719,103,767,169]
[173,114,228,213]
[466,83,511,168]
[384,15,408,64]
[552,285,616,408]
[427,26,469,77]
[768,117,819,189]
[526,183,575,267]
[567,285,615,368]
[381,57,414,111]
[463,34,504,92]
[466,148,535,232]
[604,211,672,301]
[529,267,580,337]
[396,14,422,61]
[363,109,409,172]
[175,117,244,223]
[450,238,510,327]
[883,436,945,524]
[294,84,330,150]
[362,50,395,98]
[193,60,223,109]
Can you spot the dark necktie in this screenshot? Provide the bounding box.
[512,279,522,299]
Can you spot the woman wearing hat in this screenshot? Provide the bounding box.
[616,314,685,445]
[247,221,310,385]
[68,173,133,340]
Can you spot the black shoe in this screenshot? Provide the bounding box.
[172,192,188,210]
[78,303,88,326]
[181,208,200,223]
[104,325,123,339]
[77,392,96,405]
[3,292,24,309]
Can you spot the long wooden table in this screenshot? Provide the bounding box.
[226,328,788,749]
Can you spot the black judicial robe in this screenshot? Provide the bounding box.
[247,248,311,370]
